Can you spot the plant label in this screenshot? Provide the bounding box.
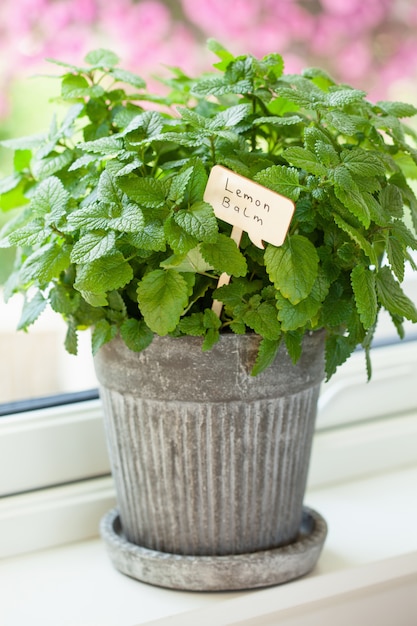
[204,165,295,249]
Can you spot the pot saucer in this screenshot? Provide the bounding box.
[100,506,327,591]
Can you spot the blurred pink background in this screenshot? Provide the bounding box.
[1,0,417,121]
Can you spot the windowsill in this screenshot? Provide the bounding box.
[1,463,416,626]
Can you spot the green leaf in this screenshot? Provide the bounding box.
[8,220,50,247]
[210,103,251,129]
[333,214,378,266]
[177,313,205,336]
[80,136,124,154]
[167,167,193,205]
[386,235,405,282]
[137,269,190,335]
[17,291,47,330]
[64,319,78,355]
[265,234,319,304]
[70,231,117,263]
[31,176,70,219]
[126,219,166,251]
[283,147,328,176]
[20,243,71,284]
[173,202,218,243]
[32,150,73,179]
[201,308,222,351]
[164,217,198,254]
[91,319,118,355]
[85,48,120,68]
[186,159,208,204]
[340,149,386,178]
[109,68,146,89]
[118,176,166,208]
[243,298,281,340]
[325,334,356,380]
[49,284,80,315]
[351,265,378,329]
[326,87,366,107]
[160,247,214,273]
[377,101,417,118]
[120,318,153,352]
[379,184,404,218]
[254,115,304,128]
[97,169,124,204]
[333,167,371,228]
[74,251,133,294]
[250,337,281,376]
[200,234,247,277]
[254,165,301,201]
[376,266,417,322]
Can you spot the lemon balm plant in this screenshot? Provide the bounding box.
[1,41,417,380]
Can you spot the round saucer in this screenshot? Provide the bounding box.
[100,506,327,591]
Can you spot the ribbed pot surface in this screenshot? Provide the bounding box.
[94,331,325,556]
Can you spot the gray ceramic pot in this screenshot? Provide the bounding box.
[95,331,327,589]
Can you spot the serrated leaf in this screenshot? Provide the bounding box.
[186,158,208,204]
[200,234,247,277]
[20,243,71,284]
[173,201,218,243]
[80,136,124,154]
[351,265,378,329]
[164,217,198,254]
[161,247,214,273]
[283,147,328,176]
[64,319,78,355]
[85,48,120,68]
[314,141,340,167]
[97,169,124,204]
[265,235,319,304]
[376,266,417,322]
[341,149,386,177]
[70,231,117,263]
[137,269,190,335]
[325,334,356,380]
[49,284,80,315]
[177,313,206,336]
[8,220,50,247]
[118,176,166,208]
[31,176,70,219]
[120,318,153,352]
[210,104,251,129]
[379,184,404,218]
[250,337,281,376]
[17,291,47,330]
[386,236,405,282]
[74,251,133,294]
[333,167,371,227]
[167,167,193,204]
[126,219,166,251]
[333,213,378,266]
[326,88,366,107]
[254,165,301,201]
[68,154,96,171]
[91,319,118,355]
[32,150,73,179]
[377,101,417,118]
[109,68,146,89]
[191,77,253,97]
[243,298,281,340]
[254,115,304,127]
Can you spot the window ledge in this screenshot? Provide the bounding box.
[0,463,416,626]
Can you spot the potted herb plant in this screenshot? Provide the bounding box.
[1,41,416,590]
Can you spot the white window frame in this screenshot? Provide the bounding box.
[0,260,416,559]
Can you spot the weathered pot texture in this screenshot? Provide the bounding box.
[95,330,327,588]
